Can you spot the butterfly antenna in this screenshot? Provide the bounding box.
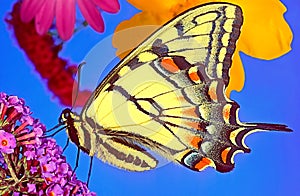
[71,62,86,110]
[87,156,94,187]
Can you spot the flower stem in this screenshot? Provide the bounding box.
[2,153,18,182]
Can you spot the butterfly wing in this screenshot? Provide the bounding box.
[77,2,291,172]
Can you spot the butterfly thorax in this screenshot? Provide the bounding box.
[60,108,92,155]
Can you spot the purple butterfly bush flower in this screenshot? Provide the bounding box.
[0,92,96,195]
[0,130,16,154]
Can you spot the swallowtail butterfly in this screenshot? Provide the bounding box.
[59,2,292,173]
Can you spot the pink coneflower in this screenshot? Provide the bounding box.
[20,0,120,40]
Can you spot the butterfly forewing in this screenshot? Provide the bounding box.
[70,3,291,173]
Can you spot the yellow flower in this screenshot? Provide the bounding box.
[113,0,292,96]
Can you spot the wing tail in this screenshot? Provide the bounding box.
[229,122,292,154]
[245,122,292,132]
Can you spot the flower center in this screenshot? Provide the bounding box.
[1,139,8,146]
[42,165,48,172]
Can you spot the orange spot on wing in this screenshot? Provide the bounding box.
[184,121,203,131]
[194,157,213,171]
[208,85,217,101]
[161,58,180,73]
[182,108,198,118]
[189,72,200,82]
[190,136,202,149]
[223,105,231,122]
[221,147,231,164]
[177,96,188,103]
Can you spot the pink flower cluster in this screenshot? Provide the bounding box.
[0,92,95,195]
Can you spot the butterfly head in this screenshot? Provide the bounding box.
[59,108,74,123]
[59,108,90,154]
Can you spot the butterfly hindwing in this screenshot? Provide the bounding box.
[95,136,158,171]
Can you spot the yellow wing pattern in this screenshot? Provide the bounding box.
[65,3,291,173]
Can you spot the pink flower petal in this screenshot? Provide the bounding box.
[55,0,76,40]
[93,0,120,13]
[78,0,104,32]
[35,0,56,35]
[20,0,46,22]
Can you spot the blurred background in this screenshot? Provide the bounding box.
[1,0,299,195]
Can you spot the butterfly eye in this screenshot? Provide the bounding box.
[64,111,70,119]
[59,108,72,123]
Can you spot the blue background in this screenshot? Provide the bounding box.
[1,1,299,195]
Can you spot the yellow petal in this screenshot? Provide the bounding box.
[237,0,292,59]
[113,12,161,58]
[226,51,245,96]
[127,0,178,12]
